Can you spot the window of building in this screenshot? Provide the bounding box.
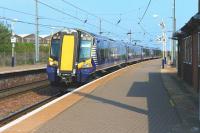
[183,36,192,64]
[183,38,186,62]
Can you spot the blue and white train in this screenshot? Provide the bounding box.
[47,29,161,85]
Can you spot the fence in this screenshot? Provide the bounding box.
[0,51,49,67]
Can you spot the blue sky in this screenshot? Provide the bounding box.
[0,0,198,49]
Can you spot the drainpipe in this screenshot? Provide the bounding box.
[199,0,200,14]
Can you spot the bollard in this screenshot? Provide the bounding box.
[162,59,165,69]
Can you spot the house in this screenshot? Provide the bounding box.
[14,34,23,43]
[39,35,51,44]
[15,34,51,45]
[22,34,43,43]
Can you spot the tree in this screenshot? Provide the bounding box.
[0,22,11,46]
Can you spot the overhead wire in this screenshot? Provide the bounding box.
[0,6,79,27]
[0,16,67,29]
[0,2,128,40]
[0,5,105,36]
[38,0,127,39]
[138,0,152,24]
[37,0,100,30]
[60,0,129,31]
[0,6,35,17]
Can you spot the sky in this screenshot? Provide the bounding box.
[0,0,198,49]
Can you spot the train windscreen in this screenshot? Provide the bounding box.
[79,40,92,62]
[50,39,61,60]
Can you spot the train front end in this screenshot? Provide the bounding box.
[47,30,78,84]
[47,29,95,85]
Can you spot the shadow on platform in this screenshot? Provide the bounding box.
[74,72,180,133]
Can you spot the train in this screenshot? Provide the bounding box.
[46,28,161,85]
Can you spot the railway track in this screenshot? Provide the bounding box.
[0,80,50,99]
[0,91,61,126]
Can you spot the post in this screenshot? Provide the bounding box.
[162,41,165,59]
[171,0,176,65]
[35,0,39,63]
[99,19,102,35]
[11,21,17,67]
[160,19,167,64]
[129,29,132,43]
[164,32,167,64]
[11,41,15,67]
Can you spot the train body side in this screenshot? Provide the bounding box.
[92,38,127,71]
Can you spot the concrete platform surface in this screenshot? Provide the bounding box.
[161,66,200,133]
[0,64,46,74]
[2,59,182,133]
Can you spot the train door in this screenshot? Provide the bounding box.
[59,32,78,74]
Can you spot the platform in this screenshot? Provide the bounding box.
[0,64,46,74]
[1,59,182,133]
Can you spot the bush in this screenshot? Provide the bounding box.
[0,23,11,46]
[0,43,49,53]
[0,43,50,66]
[15,43,35,53]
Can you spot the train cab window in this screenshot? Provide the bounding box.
[79,40,92,62]
[50,39,61,60]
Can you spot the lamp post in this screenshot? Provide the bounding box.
[10,19,18,67]
[153,15,167,65]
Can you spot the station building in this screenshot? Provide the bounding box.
[173,4,200,92]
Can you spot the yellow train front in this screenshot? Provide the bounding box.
[47,29,95,85]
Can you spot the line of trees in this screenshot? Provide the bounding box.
[0,22,11,46]
[0,22,49,53]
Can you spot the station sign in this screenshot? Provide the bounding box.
[11,37,17,43]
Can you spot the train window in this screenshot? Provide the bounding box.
[79,40,92,62]
[50,39,61,60]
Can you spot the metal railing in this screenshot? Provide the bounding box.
[0,51,48,67]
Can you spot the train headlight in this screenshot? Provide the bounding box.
[57,69,60,75]
[83,63,90,68]
[73,69,76,75]
[49,61,54,66]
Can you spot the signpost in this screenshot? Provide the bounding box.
[11,35,16,67]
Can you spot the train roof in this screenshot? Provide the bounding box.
[75,28,114,41]
[54,28,161,50]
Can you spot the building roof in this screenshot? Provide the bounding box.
[181,13,200,32]
[17,34,30,38]
[16,34,51,38]
[173,13,200,39]
[39,35,50,38]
